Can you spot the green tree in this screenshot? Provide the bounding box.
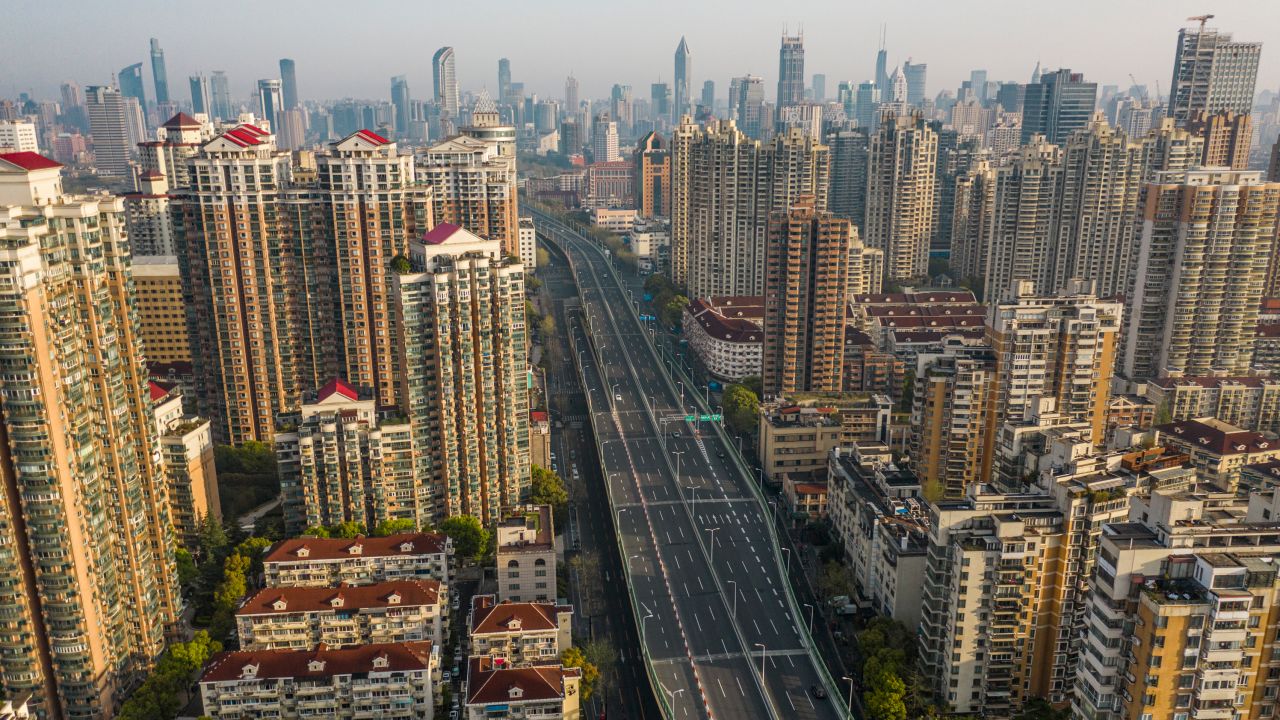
[538,313,557,337]
[536,247,551,268]
[643,273,674,296]
[330,520,366,538]
[303,525,332,538]
[197,514,230,559]
[739,375,763,398]
[530,465,569,515]
[817,560,855,601]
[390,254,412,274]
[660,294,689,327]
[373,518,418,536]
[1015,699,1071,720]
[863,656,907,720]
[175,544,198,588]
[722,384,760,435]
[526,275,544,292]
[234,536,274,577]
[561,646,600,701]
[439,515,489,561]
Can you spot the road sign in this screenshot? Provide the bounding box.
[685,414,723,422]
[684,414,696,422]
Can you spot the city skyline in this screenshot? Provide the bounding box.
[5,0,1279,105]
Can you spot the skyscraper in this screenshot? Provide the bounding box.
[418,130,520,257]
[701,80,715,113]
[762,197,850,397]
[189,74,212,115]
[1021,68,1097,145]
[811,73,826,102]
[854,81,879,129]
[776,33,805,116]
[84,84,131,175]
[564,74,579,110]
[731,75,765,138]
[674,36,692,118]
[150,38,170,104]
[875,28,889,90]
[395,224,529,523]
[968,69,988,104]
[1123,169,1279,380]
[635,131,671,218]
[1185,109,1252,169]
[651,82,672,120]
[670,118,829,296]
[865,111,937,282]
[0,152,181,717]
[902,60,927,105]
[257,78,283,130]
[432,47,459,120]
[119,61,147,107]
[391,75,411,136]
[210,70,233,120]
[1167,24,1262,124]
[590,113,619,162]
[279,58,299,111]
[826,128,869,232]
[498,57,512,103]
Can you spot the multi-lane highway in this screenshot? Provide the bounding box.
[532,206,849,720]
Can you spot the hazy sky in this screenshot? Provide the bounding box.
[5,0,1278,106]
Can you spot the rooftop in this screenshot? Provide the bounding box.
[1156,418,1277,456]
[469,595,571,635]
[201,641,434,683]
[264,533,449,564]
[0,151,62,172]
[466,657,579,705]
[686,296,764,344]
[237,580,441,616]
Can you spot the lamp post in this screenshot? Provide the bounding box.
[706,526,720,567]
[842,676,855,712]
[754,643,767,680]
[803,603,815,634]
[663,687,685,713]
[727,580,738,619]
[671,450,684,484]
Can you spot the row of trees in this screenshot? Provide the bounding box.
[116,631,222,719]
[643,274,689,328]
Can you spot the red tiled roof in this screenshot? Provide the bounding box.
[355,129,390,145]
[200,641,434,683]
[470,595,571,635]
[852,291,978,305]
[149,381,174,402]
[792,482,829,495]
[221,128,263,147]
[890,328,986,344]
[240,124,269,136]
[530,411,549,423]
[466,657,579,705]
[237,580,441,616]
[1155,419,1277,456]
[422,222,463,245]
[686,297,763,344]
[1149,376,1276,390]
[163,112,202,128]
[317,377,360,402]
[1257,324,1280,338]
[0,152,62,171]
[264,533,448,564]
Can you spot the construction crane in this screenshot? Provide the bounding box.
[1187,14,1214,31]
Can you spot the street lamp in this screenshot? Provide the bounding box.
[803,603,815,634]
[640,612,654,641]
[754,643,767,680]
[706,527,720,567]
[671,450,684,484]
[727,580,738,619]
[782,546,792,572]
[842,676,855,712]
[662,686,685,713]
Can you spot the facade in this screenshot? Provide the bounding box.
[199,642,438,720]
[132,255,192,363]
[670,118,829,296]
[1185,109,1252,169]
[464,658,581,720]
[85,84,132,175]
[264,533,452,588]
[590,207,637,232]
[782,476,828,524]
[417,134,519,258]
[518,215,537,269]
[759,405,843,482]
[432,47,459,122]
[865,112,937,283]
[396,224,529,523]
[1147,377,1280,434]
[674,37,692,119]
[0,121,38,152]
[138,112,210,191]
[152,382,220,548]
[683,296,764,382]
[1154,419,1280,492]
[1167,25,1262,124]
[776,34,806,116]
[275,379,421,534]
[826,129,869,232]
[911,334,999,498]
[1021,68,1098,145]
[0,152,181,717]
[468,595,573,666]
[236,580,444,651]
[496,505,557,603]
[635,131,671,218]
[763,198,850,396]
[590,114,619,163]
[1124,169,1279,380]
[123,172,175,256]
[584,160,633,209]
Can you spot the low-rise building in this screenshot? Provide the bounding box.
[590,207,637,233]
[1104,393,1157,442]
[683,296,764,382]
[199,642,438,720]
[529,411,552,470]
[627,220,670,274]
[1147,376,1280,434]
[496,505,557,603]
[468,595,573,666]
[1155,418,1280,491]
[236,580,444,651]
[518,216,537,269]
[151,381,219,547]
[263,533,452,588]
[464,658,581,720]
[759,405,843,482]
[781,477,828,525]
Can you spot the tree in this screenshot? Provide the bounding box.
[390,254,412,274]
[303,525,332,538]
[660,294,689,327]
[439,515,489,561]
[530,465,569,515]
[538,313,557,338]
[739,375,763,399]
[817,560,855,601]
[561,646,600,701]
[373,518,418,536]
[234,536,274,577]
[117,631,223,719]
[863,655,907,720]
[175,544,198,588]
[330,520,366,538]
[644,273,674,296]
[526,275,544,292]
[723,384,760,435]
[536,247,551,268]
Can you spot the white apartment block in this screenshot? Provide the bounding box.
[468,595,573,666]
[235,580,444,651]
[263,533,452,588]
[0,121,38,153]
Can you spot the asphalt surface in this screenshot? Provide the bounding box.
[533,208,849,720]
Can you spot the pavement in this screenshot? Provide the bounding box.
[532,207,850,720]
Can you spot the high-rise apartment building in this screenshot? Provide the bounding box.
[151,382,220,548]
[432,47,459,121]
[256,78,283,130]
[590,113,619,162]
[670,118,829,296]
[119,61,147,108]
[911,334,998,497]
[138,111,211,190]
[1123,169,1279,380]
[865,111,937,282]
[1168,24,1261,124]
[279,58,299,111]
[903,60,927,105]
[150,38,169,104]
[635,131,670,218]
[731,75,765,138]
[133,255,193,364]
[276,379,422,534]
[316,130,433,405]
[394,224,529,523]
[1185,109,1252,169]
[826,129,869,233]
[762,198,850,397]
[85,84,132,175]
[417,132,519,258]
[0,152,181,717]
[189,74,212,116]
[0,120,38,153]
[674,37,692,119]
[1021,68,1098,145]
[777,33,805,116]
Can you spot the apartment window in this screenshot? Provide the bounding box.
[1175,694,1191,708]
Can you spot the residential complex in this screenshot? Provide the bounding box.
[263,533,452,588]
[417,133,518,258]
[132,255,192,364]
[152,381,220,547]
[464,658,581,720]
[865,111,937,282]
[496,505,557,603]
[683,296,764,382]
[235,580,444,651]
[467,595,573,665]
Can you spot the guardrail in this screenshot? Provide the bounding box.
[530,204,851,719]
[549,233,676,720]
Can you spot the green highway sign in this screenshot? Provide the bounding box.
[684,414,696,421]
[684,414,723,422]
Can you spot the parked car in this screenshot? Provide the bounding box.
[811,685,828,700]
